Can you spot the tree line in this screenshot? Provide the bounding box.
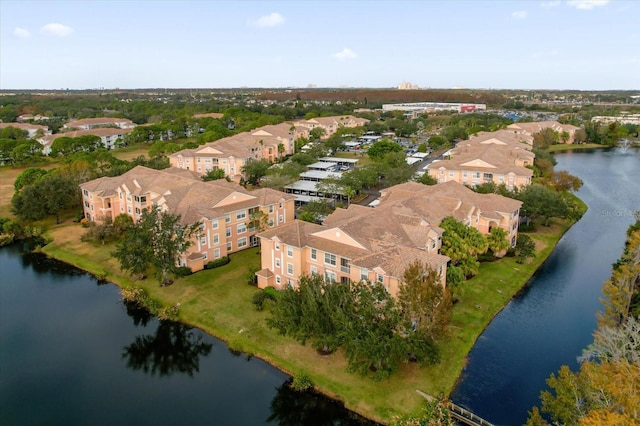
[263,263,453,381]
[527,215,640,425]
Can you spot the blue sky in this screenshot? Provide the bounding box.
[1,0,638,90]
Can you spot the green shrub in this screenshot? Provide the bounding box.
[174,266,193,277]
[264,286,280,299]
[252,291,270,311]
[290,372,313,391]
[252,287,279,311]
[205,256,230,269]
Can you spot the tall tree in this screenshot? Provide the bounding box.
[241,158,271,186]
[11,174,79,223]
[112,206,200,285]
[486,227,510,257]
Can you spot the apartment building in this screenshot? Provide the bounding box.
[507,121,580,144]
[38,128,133,154]
[169,122,309,181]
[0,122,51,139]
[297,115,369,138]
[426,129,535,189]
[63,117,136,130]
[80,166,295,272]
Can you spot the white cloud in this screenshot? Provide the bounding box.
[40,23,74,37]
[511,10,528,19]
[333,48,357,60]
[540,1,561,8]
[13,27,31,38]
[567,0,610,10]
[250,12,285,28]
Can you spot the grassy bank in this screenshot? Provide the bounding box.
[39,212,578,423]
[547,143,608,152]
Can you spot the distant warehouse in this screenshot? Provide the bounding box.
[382,102,487,113]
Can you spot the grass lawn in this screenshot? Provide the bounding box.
[110,145,151,161]
[40,214,576,423]
[547,143,608,152]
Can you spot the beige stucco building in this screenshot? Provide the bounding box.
[169,122,308,181]
[256,180,521,295]
[80,166,295,272]
[507,121,580,144]
[297,115,369,138]
[427,130,535,189]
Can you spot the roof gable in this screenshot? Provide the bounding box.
[460,159,497,169]
[213,191,255,208]
[479,138,508,145]
[197,146,224,155]
[311,227,367,250]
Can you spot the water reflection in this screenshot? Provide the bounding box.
[21,251,86,277]
[267,380,380,426]
[123,299,154,327]
[122,320,213,377]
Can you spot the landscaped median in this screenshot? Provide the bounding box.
[41,214,579,424]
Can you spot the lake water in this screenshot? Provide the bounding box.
[2,147,637,426]
[0,245,374,425]
[450,147,640,425]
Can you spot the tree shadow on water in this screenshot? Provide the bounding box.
[267,379,380,426]
[122,320,213,377]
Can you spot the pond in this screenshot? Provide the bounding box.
[450,147,640,425]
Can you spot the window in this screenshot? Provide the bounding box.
[499,175,504,182]
[275,242,280,251]
[377,274,384,284]
[213,234,219,244]
[238,237,247,248]
[286,246,293,257]
[275,258,281,268]
[200,236,206,245]
[279,215,284,223]
[340,258,350,273]
[324,253,336,266]
[310,248,317,261]
[83,189,88,196]
[473,172,480,179]
[269,205,274,214]
[360,268,368,281]
[449,171,454,177]
[225,214,230,223]
[268,219,274,227]
[236,210,246,220]
[325,270,337,283]
[214,248,220,259]
[127,206,131,213]
[276,276,281,285]
[237,223,246,234]
[226,242,232,251]
[202,252,208,260]
[226,227,231,238]
[212,219,218,229]
[279,202,283,209]
[287,263,293,275]
[463,171,467,178]
[310,265,317,275]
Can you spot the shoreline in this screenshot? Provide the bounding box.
[36,208,581,423]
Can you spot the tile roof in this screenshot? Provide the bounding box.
[80,165,281,224]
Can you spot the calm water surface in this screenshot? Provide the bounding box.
[0,245,374,425]
[450,147,640,425]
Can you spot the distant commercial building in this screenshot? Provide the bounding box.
[382,102,487,114]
